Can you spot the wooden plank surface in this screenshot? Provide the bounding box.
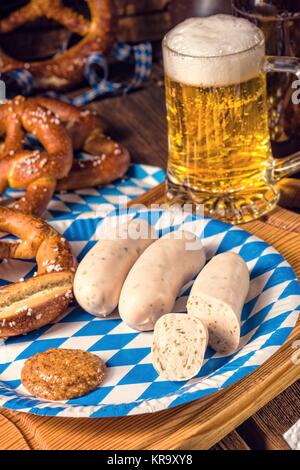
[1,77,300,450]
[0,414,30,450]
[211,430,251,451]
[238,380,300,450]
[115,0,170,16]
[117,11,172,42]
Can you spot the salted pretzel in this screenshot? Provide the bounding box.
[0,96,130,216]
[0,0,114,90]
[28,97,131,192]
[0,206,76,338]
[0,95,73,215]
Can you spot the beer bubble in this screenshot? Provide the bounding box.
[163,15,265,88]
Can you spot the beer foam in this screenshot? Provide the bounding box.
[163,15,265,87]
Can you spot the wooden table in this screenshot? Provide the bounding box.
[1,74,300,451]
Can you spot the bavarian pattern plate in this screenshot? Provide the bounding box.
[0,208,299,418]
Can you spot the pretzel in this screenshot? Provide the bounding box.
[0,96,130,215]
[0,0,114,90]
[0,206,76,338]
[0,95,73,215]
[28,97,131,191]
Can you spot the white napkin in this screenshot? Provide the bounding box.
[284,419,300,450]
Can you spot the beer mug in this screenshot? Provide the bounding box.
[163,15,300,224]
[233,0,300,156]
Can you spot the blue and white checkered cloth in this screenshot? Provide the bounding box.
[0,208,299,418]
[4,42,152,105]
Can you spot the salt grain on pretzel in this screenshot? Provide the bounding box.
[0,206,77,338]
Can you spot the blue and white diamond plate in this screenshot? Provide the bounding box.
[0,208,299,418]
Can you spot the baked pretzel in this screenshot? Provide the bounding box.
[0,206,76,338]
[0,95,73,215]
[0,96,130,215]
[0,0,114,90]
[28,97,131,191]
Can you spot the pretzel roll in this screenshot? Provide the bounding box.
[0,0,115,90]
[0,206,76,338]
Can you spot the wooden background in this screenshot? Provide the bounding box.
[0,0,172,52]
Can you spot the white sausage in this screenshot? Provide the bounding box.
[119,231,206,331]
[187,252,249,355]
[73,219,157,317]
[152,313,208,381]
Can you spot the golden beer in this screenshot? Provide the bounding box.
[163,15,279,223]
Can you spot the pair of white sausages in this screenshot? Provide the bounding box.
[153,252,249,381]
[74,220,249,382]
[74,221,206,330]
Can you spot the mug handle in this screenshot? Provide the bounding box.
[265,56,300,181]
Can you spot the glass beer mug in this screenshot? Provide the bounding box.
[233,0,300,156]
[163,14,300,224]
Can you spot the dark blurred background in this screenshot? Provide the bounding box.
[170,0,232,23]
